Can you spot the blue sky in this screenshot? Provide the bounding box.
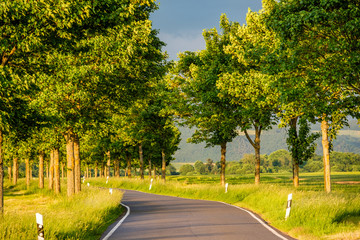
[150,0,263,60]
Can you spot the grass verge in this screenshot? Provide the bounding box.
[89,173,360,240]
[1,179,123,240]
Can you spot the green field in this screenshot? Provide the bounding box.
[0,179,124,240]
[89,172,360,240]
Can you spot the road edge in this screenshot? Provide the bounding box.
[100,203,131,240]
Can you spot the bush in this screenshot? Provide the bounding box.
[180,164,195,175]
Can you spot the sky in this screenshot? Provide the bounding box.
[150,0,263,60]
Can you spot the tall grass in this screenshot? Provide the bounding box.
[1,179,123,240]
[89,173,360,240]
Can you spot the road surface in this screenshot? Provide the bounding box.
[101,189,295,240]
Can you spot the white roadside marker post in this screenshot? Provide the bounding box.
[36,213,44,240]
[106,176,109,184]
[82,177,85,183]
[285,193,293,220]
[87,182,90,187]
[149,178,153,190]
[109,188,113,195]
[225,183,229,193]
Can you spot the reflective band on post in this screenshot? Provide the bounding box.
[36,213,44,240]
[285,193,292,220]
[225,183,229,193]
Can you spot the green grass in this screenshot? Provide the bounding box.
[1,178,123,240]
[89,172,360,240]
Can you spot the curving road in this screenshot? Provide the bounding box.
[101,189,295,240]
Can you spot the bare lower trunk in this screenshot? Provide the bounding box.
[61,162,64,179]
[114,159,120,177]
[161,149,166,182]
[49,150,54,190]
[65,130,75,197]
[7,165,11,181]
[25,158,30,189]
[74,135,81,194]
[220,143,226,186]
[289,117,300,187]
[95,166,98,178]
[0,130,4,214]
[13,158,18,185]
[86,165,89,178]
[293,162,299,188]
[254,130,261,185]
[126,153,132,178]
[46,161,49,179]
[106,151,111,178]
[139,144,144,180]
[39,152,44,189]
[321,117,331,193]
[148,157,152,178]
[245,127,262,185]
[54,148,61,194]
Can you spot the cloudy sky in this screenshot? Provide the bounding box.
[150,0,263,60]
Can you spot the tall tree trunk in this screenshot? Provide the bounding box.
[39,151,44,189]
[290,117,300,187]
[7,165,11,181]
[12,158,18,185]
[25,158,30,189]
[114,159,120,177]
[65,130,75,197]
[220,142,226,186]
[49,150,54,190]
[30,164,33,180]
[254,128,261,185]
[126,152,132,178]
[148,157,152,178]
[61,162,64,179]
[106,151,111,178]
[46,160,49,179]
[0,129,4,214]
[161,149,166,182]
[86,165,89,178]
[139,144,144,180]
[95,166,98,178]
[74,134,81,194]
[245,127,262,185]
[54,148,61,194]
[321,117,331,193]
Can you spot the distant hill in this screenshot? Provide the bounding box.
[173,119,360,163]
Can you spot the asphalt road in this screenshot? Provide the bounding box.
[101,189,295,240]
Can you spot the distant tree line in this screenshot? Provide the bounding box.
[179,150,360,175]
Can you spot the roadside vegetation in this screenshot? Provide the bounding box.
[89,173,360,240]
[0,179,123,240]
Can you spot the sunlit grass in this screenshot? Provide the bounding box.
[89,172,360,240]
[1,179,123,240]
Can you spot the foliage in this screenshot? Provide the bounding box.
[179,164,195,175]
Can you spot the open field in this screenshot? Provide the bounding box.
[89,172,360,240]
[1,179,123,240]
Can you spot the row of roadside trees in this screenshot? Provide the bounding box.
[167,0,360,192]
[0,0,180,214]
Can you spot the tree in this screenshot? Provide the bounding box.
[267,0,360,192]
[218,8,278,185]
[286,117,320,187]
[169,17,239,186]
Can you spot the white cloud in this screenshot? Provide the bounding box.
[159,31,206,61]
